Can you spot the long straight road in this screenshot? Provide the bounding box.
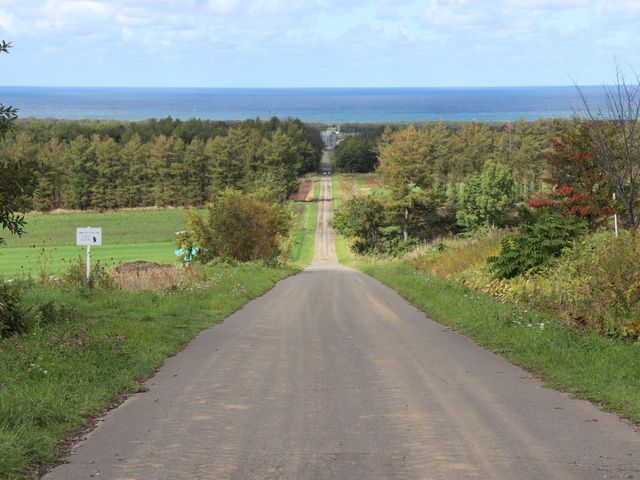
[46,164,640,479]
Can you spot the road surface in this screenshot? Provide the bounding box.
[45,164,640,479]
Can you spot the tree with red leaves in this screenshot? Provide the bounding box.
[576,65,640,231]
[533,121,614,228]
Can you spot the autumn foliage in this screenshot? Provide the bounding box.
[530,122,614,228]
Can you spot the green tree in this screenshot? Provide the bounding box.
[258,129,301,200]
[182,137,210,206]
[377,125,441,198]
[281,119,322,174]
[377,124,449,240]
[0,135,38,243]
[67,136,95,209]
[120,133,150,207]
[331,195,387,253]
[446,122,495,181]
[207,128,264,192]
[0,41,16,140]
[147,135,185,206]
[32,138,69,211]
[333,136,378,173]
[187,189,292,262]
[91,135,124,209]
[0,40,34,244]
[456,161,515,231]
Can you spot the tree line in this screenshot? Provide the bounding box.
[333,119,570,188]
[332,116,621,262]
[1,117,323,211]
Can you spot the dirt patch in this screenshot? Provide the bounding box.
[290,179,314,202]
[111,261,184,291]
[114,261,174,273]
[365,177,383,188]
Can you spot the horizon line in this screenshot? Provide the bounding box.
[0,84,604,90]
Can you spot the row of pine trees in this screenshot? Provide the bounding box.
[1,118,323,211]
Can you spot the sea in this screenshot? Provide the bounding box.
[0,86,610,123]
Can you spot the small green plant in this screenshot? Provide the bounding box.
[59,256,115,290]
[489,210,587,279]
[36,244,54,285]
[37,301,79,327]
[0,281,28,338]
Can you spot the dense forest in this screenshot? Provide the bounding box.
[333,119,569,188]
[332,118,616,254]
[2,117,323,211]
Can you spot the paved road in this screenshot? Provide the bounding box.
[46,164,640,479]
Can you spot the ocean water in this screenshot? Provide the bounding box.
[0,86,609,123]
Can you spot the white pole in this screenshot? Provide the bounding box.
[613,193,619,237]
[86,244,91,280]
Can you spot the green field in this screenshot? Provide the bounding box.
[1,203,318,279]
[1,209,199,279]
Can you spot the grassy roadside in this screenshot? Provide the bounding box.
[331,175,352,264]
[0,197,317,479]
[313,176,321,201]
[0,265,298,479]
[290,201,318,268]
[356,259,640,424]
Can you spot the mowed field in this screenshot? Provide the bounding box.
[0,209,203,279]
[1,199,319,279]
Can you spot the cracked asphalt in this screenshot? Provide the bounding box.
[45,157,640,479]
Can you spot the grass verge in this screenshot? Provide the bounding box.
[331,175,352,264]
[0,264,296,479]
[357,259,640,424]
[290,201,318,268]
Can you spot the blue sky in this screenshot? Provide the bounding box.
[0,0,639,87]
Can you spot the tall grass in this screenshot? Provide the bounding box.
[406,229,508,278]
[404,227,640,340]
[514,231,640,336]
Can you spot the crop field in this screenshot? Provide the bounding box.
[0,209,203,279]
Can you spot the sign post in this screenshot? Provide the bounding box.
[613,193,619,237]
[76,227,102,280]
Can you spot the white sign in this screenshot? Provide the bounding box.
[76,227,102,246]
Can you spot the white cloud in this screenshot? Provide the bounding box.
[2,0,640,87]
[0,10,17,32]
[506,0,589,8]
